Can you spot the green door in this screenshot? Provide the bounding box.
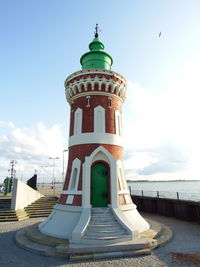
[91,162,108,207]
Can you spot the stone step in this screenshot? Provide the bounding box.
[29,213,50,218]
[25,207,54,211]
[26,203,56,207]
[26,211,52,214]
[23,196,58,218]
[92,208,112,214]
[17,215,30,221]
[26,206,55,210]
[16,210,30,220]
[87,225,122,231]
[29,200,56,203]
[35,199,57,201]
[15,228,57,256]
[34,200,58,203]
[0,217,18,222]
[27,206,55,209]
[91,214,114,219]
[0,215,18,219]
[25,223,68,247]
[33,201,57,204]
[29,201,56,203]
[70,248,151,261]
[0,214,17,218]
[85,229,127,237]
[27,210,51,213]
[82,234,132,244]
[0,209,11,212]
[0,206,11,208]
[82,207,130,244]
[26,204,55,206]
[90,219,119,226]
[0,211,16,214]
[86,226,126,233]
[14,217,170,259]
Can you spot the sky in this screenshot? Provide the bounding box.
[1,0,200,183]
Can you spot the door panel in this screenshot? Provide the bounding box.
[91,162,108,207]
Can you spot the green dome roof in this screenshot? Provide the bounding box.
[80,36,113,70]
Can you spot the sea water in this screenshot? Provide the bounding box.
[127,180,200,201]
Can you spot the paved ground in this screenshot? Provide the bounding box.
[37,184,62,196]
[0,213,200,267]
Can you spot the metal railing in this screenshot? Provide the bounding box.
[129,187,200,202]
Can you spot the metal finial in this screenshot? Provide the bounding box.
[94,23,99,38]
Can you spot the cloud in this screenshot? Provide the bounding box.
[124,142,190,180]
[138,140,189,175]
[123,55,200,180]
[0,122,65,182]
[0,121,15,128]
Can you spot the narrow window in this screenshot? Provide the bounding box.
[108,97,112,108]
[86,96,90,107]
[69,168,77,190]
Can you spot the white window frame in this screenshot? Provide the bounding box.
[68,158,81,193]
[74,108,83,135]
[115,110,122,136]
[94,105,105,133]
[117,160,128,193]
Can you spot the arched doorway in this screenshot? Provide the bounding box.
[91,162,109,207]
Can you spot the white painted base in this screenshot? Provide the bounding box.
[39,203,149,244]
[112,204,150,238]
[39,204,82,239]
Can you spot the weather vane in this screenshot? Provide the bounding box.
[94,23,100,38]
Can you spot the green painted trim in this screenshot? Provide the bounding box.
[91,162,108,207]
[80,37,113,70]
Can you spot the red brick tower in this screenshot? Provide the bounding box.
[39,27,149,244]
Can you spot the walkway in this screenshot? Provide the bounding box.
[0,212,200,266]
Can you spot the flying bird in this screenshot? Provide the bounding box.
[159,32,162,38]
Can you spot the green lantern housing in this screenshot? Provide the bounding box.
[80,36,113,70]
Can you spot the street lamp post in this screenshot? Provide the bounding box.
[8,160,17,179]
[62,149,68,183]
[49,157,59,195]
[40,165,47,187]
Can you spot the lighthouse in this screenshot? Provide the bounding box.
[39,26,149,245]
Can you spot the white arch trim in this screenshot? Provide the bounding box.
[82,146,119,209]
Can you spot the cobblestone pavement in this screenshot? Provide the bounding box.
[0,213,200,267]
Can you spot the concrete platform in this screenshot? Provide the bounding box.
[15,217,173,261]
